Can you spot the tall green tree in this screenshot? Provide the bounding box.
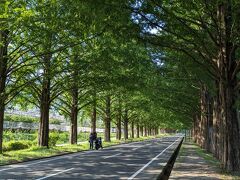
[132,0,240,171]
[0,0,35,153]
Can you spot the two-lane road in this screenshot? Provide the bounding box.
[0,135,183,179]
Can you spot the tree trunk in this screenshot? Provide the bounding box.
[208,96,213,153]
[116,98,122,140]
[216,3,240,171]
[144,126,147,136]
[38,54,51,147]
[136,124,140,138]
[213,94,220,159]
[0,103,4,154]
[70,87,78,144]
[91,94,97,133]
[39,86,50,147]
[140,126,144,137]
[219,78,240,171]
[200,85,212,151]
[0,30,8,153]
[123,109,128,140]
[155,128,158,136]
[192,114,199,143]
[104,95,111,142]
[131,121,134,138]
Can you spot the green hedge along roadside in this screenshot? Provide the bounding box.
[4,114,61,124]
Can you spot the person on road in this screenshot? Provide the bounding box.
[98,137,103,149]
[95,137,103,150]
[93,132,97,141]
[89,132,94,149]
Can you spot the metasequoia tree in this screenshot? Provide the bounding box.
[132,0,240,171]
[0,1,36,153]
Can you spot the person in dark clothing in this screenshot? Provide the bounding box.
[89,132,94,149]
[98,137,103,149]
[92,132,97,141]
[95,137,103,150]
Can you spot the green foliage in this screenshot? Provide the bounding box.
[4,131,69,146]
[3,140,32,151]
[4,114,38,123]
[77,132,88,142]
[3,131,37,141]
[4,114,61,124]
[49,118,61,125]
[49,131,60,147]
[58,132,69,144]
[0,0,204,153]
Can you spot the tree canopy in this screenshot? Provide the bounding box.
[1,0,240,172]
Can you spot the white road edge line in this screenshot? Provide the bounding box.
[35,168,74,180]
[127,136,183,180]
[103,153,122,159]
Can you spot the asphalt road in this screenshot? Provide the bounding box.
[0,135,183,180]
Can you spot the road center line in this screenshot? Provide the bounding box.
[35,168,74,180]
[103,153,122,159]
[127,137,182,180]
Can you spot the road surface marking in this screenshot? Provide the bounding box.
[35,168,74,180]
[132,147,141,151]
[103,153,122,159]
[132,142,152,151]
[127,137,182,180]
[0,136,173,173]
[0,139,142,172]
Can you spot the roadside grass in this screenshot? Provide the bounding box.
[192,142,240,179]
[194,144,220,167]
[0,144,88,165]
[0,133,169,166]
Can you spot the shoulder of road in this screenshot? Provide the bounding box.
[169,141,240,180]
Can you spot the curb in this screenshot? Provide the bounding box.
[157,137,184,180]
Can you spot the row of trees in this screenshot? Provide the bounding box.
[2,0,239,173]
[0,0,187,155]
[132,0,240,172]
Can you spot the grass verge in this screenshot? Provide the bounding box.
[0,134,168,166]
